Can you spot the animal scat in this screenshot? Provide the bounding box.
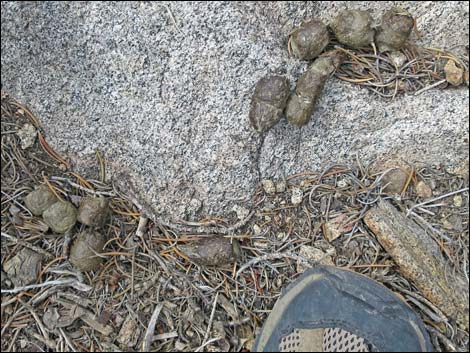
[249,75,290,133]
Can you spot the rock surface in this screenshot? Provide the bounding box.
[1,1,469,223]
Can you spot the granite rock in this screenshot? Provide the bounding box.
[1,1,468,223]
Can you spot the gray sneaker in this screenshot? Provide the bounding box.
[253,265,433,352]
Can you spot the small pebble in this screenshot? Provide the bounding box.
[444,60,464,86]
[16,123,37,150]
[297,246,334,273]
[390,51,408,68]
[232,205,250,220]
[261,180,276,195]
[291,187,303,205]
[415,181,433,198]
[275,180,287,193]
[381,167,409,194]
[453,195,463,208]
[178,237,241,267]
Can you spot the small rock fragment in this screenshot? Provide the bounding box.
[286,51,345,126]
[275,180,287,193]
[415,181,433,198]
[291,187,303,205]
[9,205,23,226]
[69,231,106,271]
[43,201,77,233]
[253,240,270,249]
[16,123,37,149]
[117,315,140,348]
[253,224,262,235]
[249,75,290,133]
[330,9,374,49]
[323,214,353,242]
[444,60,464,86]
[389,51,408,68]
[178,237,241,267]
[77,197,110,227]
[289,19,330,60]
[297,246,334,273]
[375,8,414,52]
[442,215,463,231]
[3,248,42,287]
[232,205,250,220]
[453,195,463,208]
[24,184,57,216]
[261,179,276,195]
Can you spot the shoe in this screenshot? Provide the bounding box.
[253,265,433,352]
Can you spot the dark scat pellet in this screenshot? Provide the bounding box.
[178,236,242,267]
[286,51,345,126]
[249,75,290,133]
[289,19,330,60]
[330,9,375,49]
[69,231,106,272]
[375,7,414,52]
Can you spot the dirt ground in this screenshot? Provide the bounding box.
[1,92,469,352]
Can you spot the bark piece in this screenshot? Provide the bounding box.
[3,248,42,287]
[117,315,140,348]
[364,199,468,329]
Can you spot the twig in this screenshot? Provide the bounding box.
[59,327,77,352]
[17,297,50,341]
[136,216,149,237]
[195,337,222,352]
[50,176,115,196]
[201,292,219,347]
[152,331,179,341]
[236,252,315,277]
[1,231,54,259]
[142,303,164,352]
[414,79,447,95]
[1,278,92,294]
[406,188,469,216]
